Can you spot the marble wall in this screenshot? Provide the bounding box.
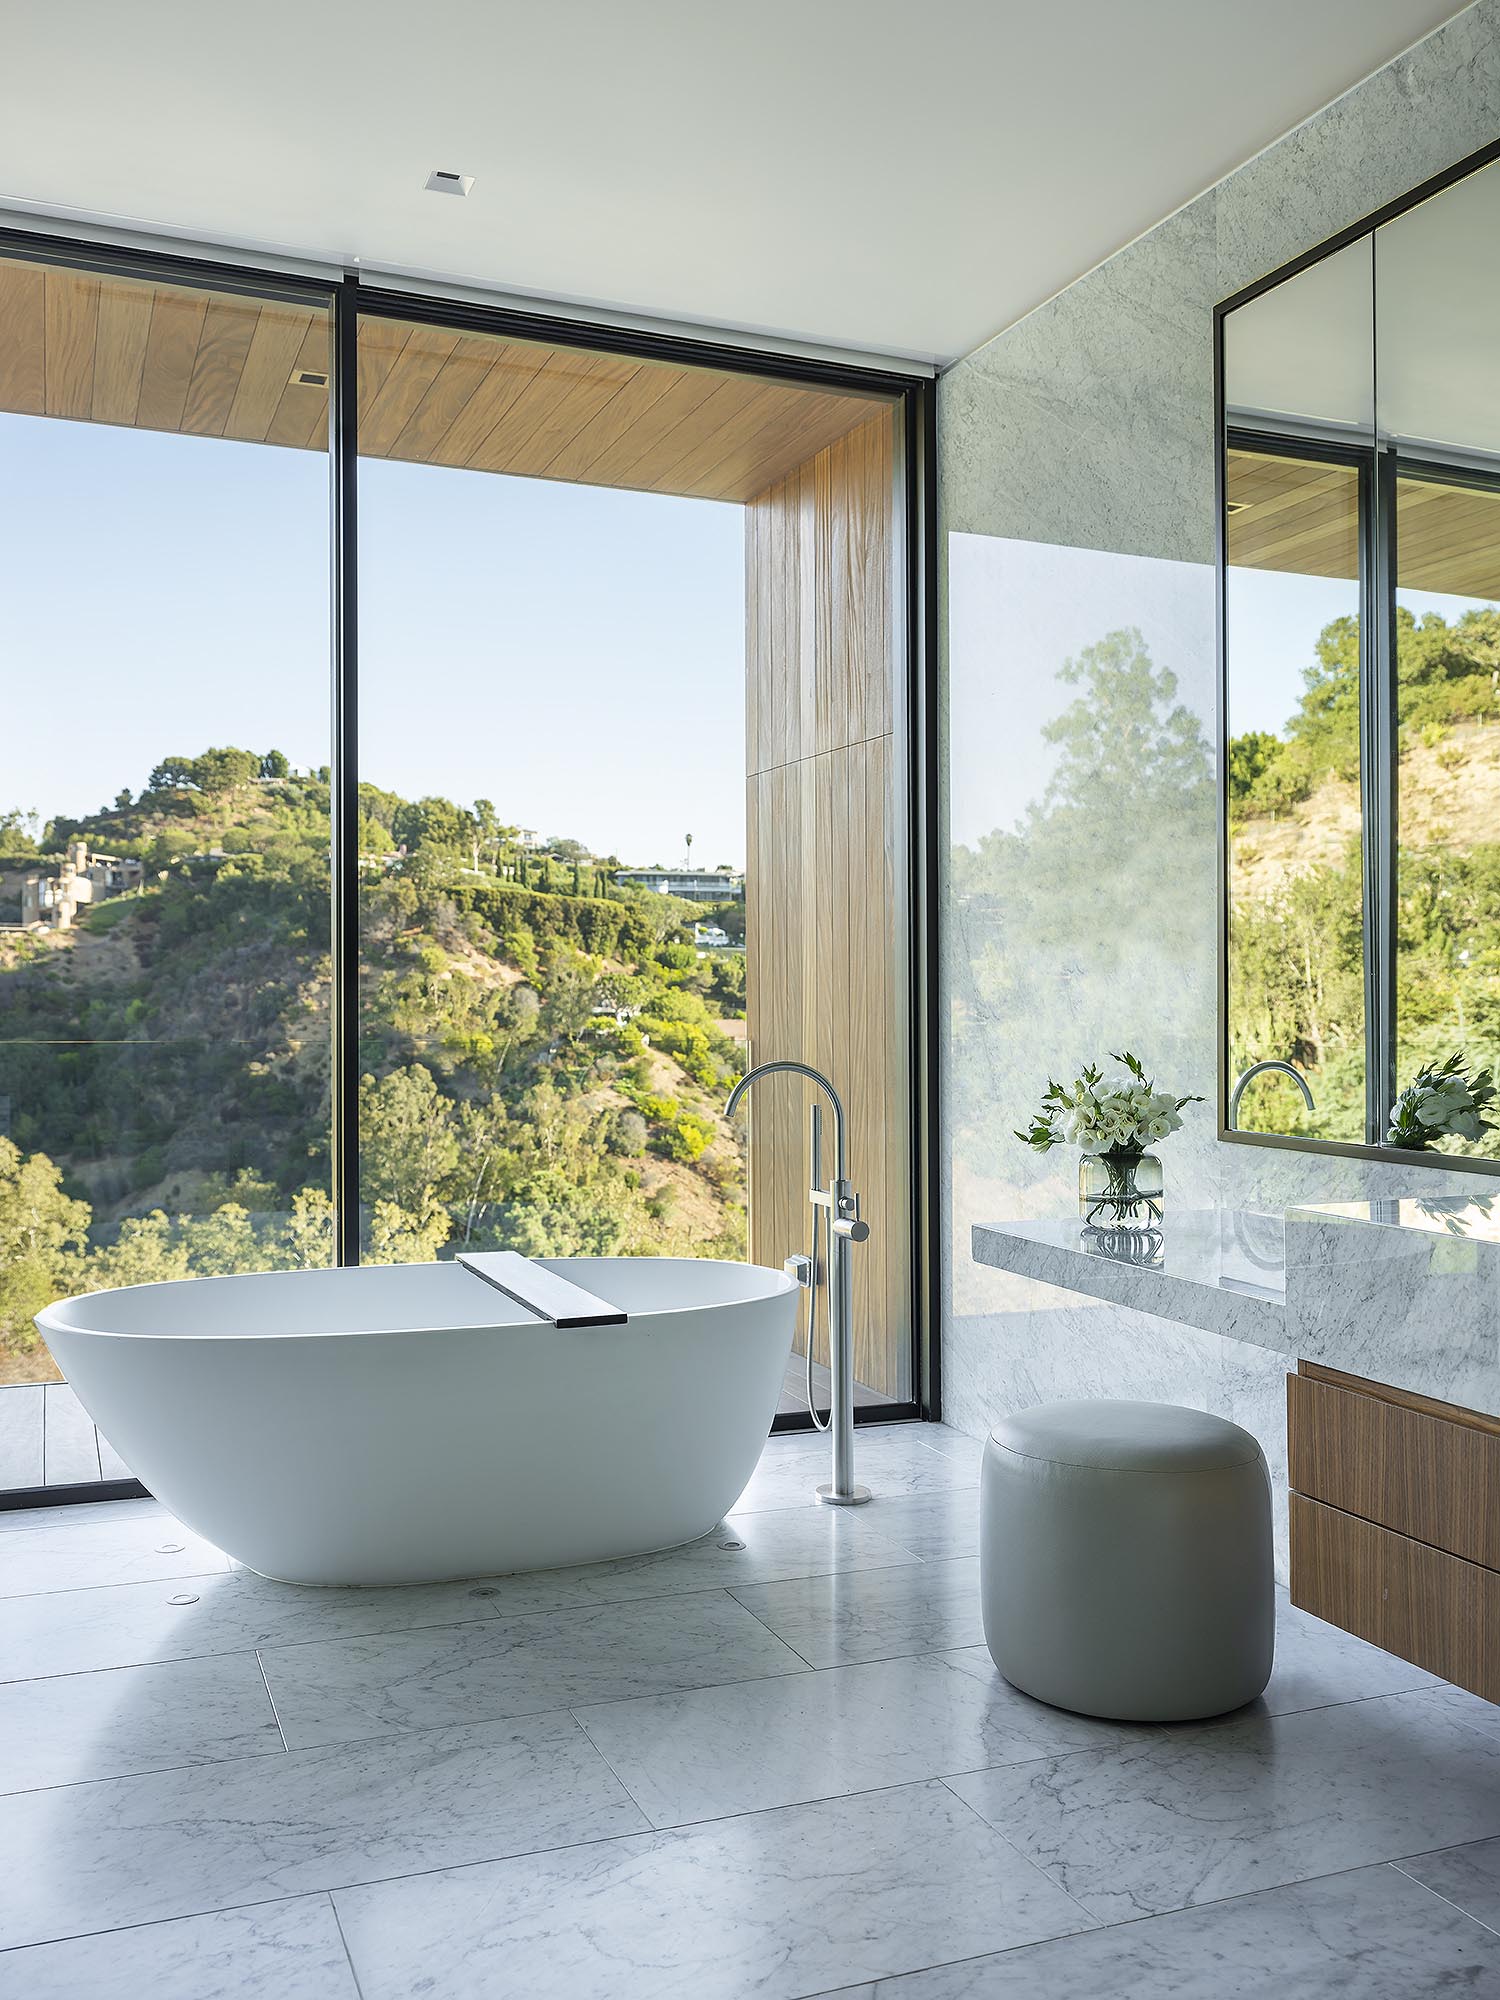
[937,0,1500,1562]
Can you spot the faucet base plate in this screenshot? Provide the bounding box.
[816,1482,872,1507]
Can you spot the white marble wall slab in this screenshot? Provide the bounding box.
[939,0,1500,1473]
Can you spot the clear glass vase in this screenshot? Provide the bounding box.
[1078,1148,1163,1225]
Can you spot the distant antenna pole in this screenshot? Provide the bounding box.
[684,832,692,870]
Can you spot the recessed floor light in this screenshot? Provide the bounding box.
[291,369,329,389]
[425,169,474,197]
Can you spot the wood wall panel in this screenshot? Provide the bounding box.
[744,407,910,1402]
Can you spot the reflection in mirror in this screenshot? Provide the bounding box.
[1224,448,1365,1140]
[1221,147,1500,1163]
[1381,162,1500,1154]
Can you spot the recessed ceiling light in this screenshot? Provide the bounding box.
[292,369,329,389]
[425,170,474,197]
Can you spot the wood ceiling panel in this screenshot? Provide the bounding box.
[225,306,320,443]
[90,281,152,426]
[385,334,498,462]
[582,372,746,490]
[264,322,330,448]
[43,270,98,419]
[463,349,638,475]
[136,290,207,432]
[0,260,44,416]
[0,256,894,498]
[359,329,459,454]
[181,297,260,436]
[408,340,541,466]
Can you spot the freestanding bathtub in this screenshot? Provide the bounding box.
[36,1257,798,1586]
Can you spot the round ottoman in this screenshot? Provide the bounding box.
[981,1399,1274,1721]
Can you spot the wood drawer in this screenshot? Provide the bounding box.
[1288,1369,1500,1571]
[1290,1493,1500,1702]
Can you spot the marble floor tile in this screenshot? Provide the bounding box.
[0,1710,645,1950]
[0,1505,230,1598]
[261,1590,807,1750]
[0,1649,283,1796]
[816,1861,1500,1998]
[1396,1833,1500,1934]
[574,1651,1130,1827]
[857,1489,979,1563]
[333,1779,1094,2000]
[539,1504,924,1602]
[0,1892,361,2000]
[731,1558,984,1666]
[948,1686,1500,1922]
[732,1430,977,1514]
[0,1563,513,1684]
[907,1425,985,1468]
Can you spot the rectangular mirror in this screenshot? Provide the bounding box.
[1220,149,1500,1163]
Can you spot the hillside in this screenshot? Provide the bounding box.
[1228,606,1500,1148]
[0,756,748,1380]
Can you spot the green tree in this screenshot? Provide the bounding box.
[0,1139,90,1355]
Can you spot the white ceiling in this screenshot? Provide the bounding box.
[0,0,1471,365]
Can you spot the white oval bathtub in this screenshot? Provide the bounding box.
[36,1258,797,1586]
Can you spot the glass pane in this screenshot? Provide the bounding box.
[355,315,910,1410]
[1224,448,1366,1140]
[0,256,332,1481]
[1393,473,1500,1152]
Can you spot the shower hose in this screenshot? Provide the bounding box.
[804,1198,830,1432]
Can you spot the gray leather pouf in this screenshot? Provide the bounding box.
[980,1399,1274,1722]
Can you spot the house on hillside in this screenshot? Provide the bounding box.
[616,867,744,903]
[21,842,145,930]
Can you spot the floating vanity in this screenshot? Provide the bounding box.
[974,1196,1500,1704]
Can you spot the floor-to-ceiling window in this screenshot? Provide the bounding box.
[352,308,915,1417]
[0,251,334,1489]
[0,248,928,1500]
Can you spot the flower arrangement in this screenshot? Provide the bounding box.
[1017,1051,1203,1225]
[1386,1053,1497,1151]
[1016,1051,1202,1158]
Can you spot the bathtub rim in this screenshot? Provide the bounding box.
[35,1253,801,1344]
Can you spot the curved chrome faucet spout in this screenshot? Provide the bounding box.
[727,1059,846,1180]
[1228,1059,1315,1129]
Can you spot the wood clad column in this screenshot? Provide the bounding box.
[743,408,910,1401]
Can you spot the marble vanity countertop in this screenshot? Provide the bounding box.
[973,1193,1500,1421]
[1286,1194,1500,1417]
[970,1209,1290,1353]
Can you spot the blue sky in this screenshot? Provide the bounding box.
[0,414,747,868]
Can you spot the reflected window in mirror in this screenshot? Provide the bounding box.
[1225,446,1366,1143]
[1219,146,1500,1165]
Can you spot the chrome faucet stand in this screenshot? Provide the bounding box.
[726,1059,872,1506]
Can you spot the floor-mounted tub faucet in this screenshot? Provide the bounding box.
[727,1060,871,1506]
[1228,1058,1315,1128]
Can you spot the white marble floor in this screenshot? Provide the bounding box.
[4,1423,1500,1996]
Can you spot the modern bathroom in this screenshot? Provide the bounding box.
[5,4,1500,1995]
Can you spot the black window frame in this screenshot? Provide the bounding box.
[0,229,941,1510]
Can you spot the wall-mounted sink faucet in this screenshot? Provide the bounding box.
[1228,1059,1315,1129]
[727,1059,871,1506]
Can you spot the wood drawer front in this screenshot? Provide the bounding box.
[1287,1371,1500,1571]
[1290,1493,1500,1702]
